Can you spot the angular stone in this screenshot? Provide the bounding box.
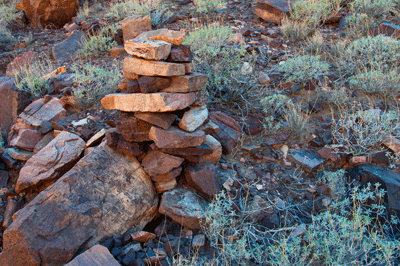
[372,22,400,39]
[53,31,86,62]
[160,73,208,93]
[348,164,400,214]
[184,163,221,198]
[6,147,34,161]
[193,90,208,106]
[124,57,185,77]
[20,0,79,28]
[209,111,241,154]
[287,149,326,172]
[149,126,206,149]
[0,170,9,188]
[119,78,140,93]
[197,120,220,135]
[122,15,152,42]
[154,179,177,193]
[101,92,198,112]
[151,167,182,183]
[0,77,31,134]
[159,187,209,229]
[138,76,170,93]
[2,198,19,230]
[179,106,208,132]
[9,129,44,152]
[192,234,205,248]
[109,45,127,58]
[130,231,156,243]
[123,66,139,80]
[125,39,171,60]
[136,29,186,45]
[86,128,106,148]
[1,143,158,266]
[141,150,184,176]
[196,135,222,165]
[184,63,195,74]
[15,131,85,193]
[159,144,213,157]
[254,0,296,24]
[116,115,152,142]
[383,136,400,153]
[168,45,193,63]
[116,138,144,158]
[65,245,120,266]
[6,51,38,77]
[134,112,176,130]
[105,128,119,148]
[317,147,339,163]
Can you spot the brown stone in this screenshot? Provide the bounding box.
[159,144,213,157]
[209,111,241,154]
[20,0,79,28]
[122,15,152,42]
[9,128,44,152]
[116,138,144,158]
[160,73,208,93]
[193,89,208,106]
[159,187,209,229]
[118,78,141,93]
[149,126,206,149]
[383,136,400,153]
[123,66,139,80]
[168,45,193,62]
[125,39,171,60]
[179,106,208,132]
[184,63,195,74]
[2,198,19,230]
[184,163,221,198]
[254,0,296,24]
[105,128,119,148]
[130,231,156,243]
[109,45,127,58]
[317,147,339,163]
[52,30,86,62]
[65,245,120,266]
[101,92,198,112]
[197,120,220,135]
[15,131,86,193]
[141,150,184,176]
[196,135,222,165]
[138,76,170,93]
[6,51,38,77]
[0,143,158,266]
[116,115,152,142]
[134,112,176,130]
[372,22,400,39]
[154,179,177,193]
[86,128,106,148]
[151,167,182,183]
[124,57,185,77]
[349,156,368,166]
[136,29,186,45]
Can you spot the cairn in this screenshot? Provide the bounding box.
[101,28,223,227]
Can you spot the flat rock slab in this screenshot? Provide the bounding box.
[65,245,120,266]
[185,163,221,199]
[159,186,209,229]
[124,57,185,77]
[1,143,158,266]
[209,111,241,154]
[372,22,400,39]
[195,135,222,165]
[287,149,326,172]
[134,112,176,130]
[179,106,208,132]
[159,144,213,157]
[6,147,33,161]
[16,131,86,193]
[348,164,400,214]
[122,15,151,42]
[9,128,44,151]
[254,0,297,24]
[149,126,206,148]
[138,76,170,93]
[125,39,171,60]
[101,92,198,112]
[168,45,193,63]
[53,30,86,62]
[160,73,208,93]
[150,166,182,183]
[6,51,38,77]
[116,115,152,142]
[141,150,184,176]
[136,29,186,45]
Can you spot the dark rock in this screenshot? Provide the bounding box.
[6,51,38,77]
[209,111,241,154]
[287,149,326,172]
[371,22,400,39]
[138,76,170,93]
[0,170,9,188]
[116,138,144,158]
[52,31,86,62]
[244,115,263,135]
[116,114,152,142]
[141,150,184,176]
[168,45,193,63]
[184,163,221,198]
[134,112,176,130]
[158,144,213,157]
[122,248,136,266]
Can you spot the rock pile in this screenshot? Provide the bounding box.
[101,27,226,228]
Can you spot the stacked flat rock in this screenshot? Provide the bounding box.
[101,29,223,213]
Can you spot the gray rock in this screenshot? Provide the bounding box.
[52,31,86,62]
[65,245,120,266]
[287,149,325,172]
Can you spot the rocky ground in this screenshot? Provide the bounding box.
[1,0,400,265]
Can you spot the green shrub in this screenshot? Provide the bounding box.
[291,0,341,24]
[280,17,315,43]
[278,55,330,86]
[80,24,118,57]
[72,64,121,108]
[351,0,399,18]
[107,0,166,20]
[343,13,375,39]
[194,0,226,13]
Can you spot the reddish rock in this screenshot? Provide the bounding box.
[196,135,222,165]
[372,22,400,39]
[116,114,152,142]
[109,45,127,58]
[244,115,264,135]
[141,150,184,176]
[15,131,85,193]
[317,147,339,163]
[2,198,19,230]
[118,78,140,93]
[193,89,208,106]
[197,120,220,135]
[9,128,44,151]
[383,136,400,153]
[349,156,368,166]
[161,73,208,93]
[134,112,176,130]
[154,179,177,193]
[0,143,158,266]
[168,45,193,62]
[184,163,221,198]
[20,0,79,28]
[179,106,208,132]
[105,128,119,148]
[116,138,144,158]
[6,51,38,77]
[209,111,241,154]
[86,128,106,148]
[138,76,170,93]
[136,29,186,45]
[125,39,171,60]
[151,167,182,183]
[65,245,120,266]
[149,126,206,149]
[122,15,152,42]
[159,144,213,157]
[130,231,156,243]
[124,57,186,77]
[254,0,296,24]
[159,187,209,229]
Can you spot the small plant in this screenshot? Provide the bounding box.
[305,30,326,54]
[80,24,118,57]
[344,13,375,39]
[280,17,315,43]
[351,0,399,18]
[14,58,55,98]
[194,0,226,13]
[291,0,341,24]
[72,63,121,108]
[150,8,174,26]
[107,0,165,20]
[278,55,330,86]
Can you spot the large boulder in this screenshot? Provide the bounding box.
[0,143,158,266]
[19,0,79,28]
[65,245,120,266]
